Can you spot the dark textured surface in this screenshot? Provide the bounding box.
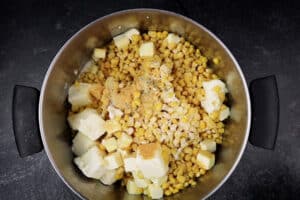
[0,0,300,199]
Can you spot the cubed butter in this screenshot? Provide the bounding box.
[124,28,140,40]
[102,137,118,152]
[92,48,106,61]
[68,108,106,140]
[118,132,133,149]
[200,139,216,152]
[104,152,123,170]
[166,33,181,44]
[126,180,143,195]
[72,132,95,156]
[74,146,106,179]
[136,143,169,179]
[219,105,230,121]
[196,150,215,170]
[132,171,150,188]
[100,169,118,185]
[104,119,121,134]
[148,184,163,199]
[113,34,130,49]
[139,42,155,57]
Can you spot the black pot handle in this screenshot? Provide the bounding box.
[12,85,43,157]
[249,75,279,150]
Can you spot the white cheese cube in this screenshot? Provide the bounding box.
[139,42,155,57]
[219,105,230,121]
[68,83,93,107]
[148,184,163,199]
[72,132,95,156]
[74,146,106,179]
[196,150,215,170]
[124,28,140,40]
[92,48,106,61]
[104,119,121,134]
[126,180,143,195]
[200,139,216,152]
[136,143,169,179]
[166,33,181,44]
[201,80,228,114]
[99,169,118,185]
[113,34,130,49]
[118,132,133,149]
[107,105,123,119]
[68,108,106,140]
[124,157,137,172]
[104,152,123,170]
[102,137,118,152]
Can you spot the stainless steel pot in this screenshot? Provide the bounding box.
[12,9,279,200]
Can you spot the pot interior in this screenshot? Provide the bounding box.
[39,9,250,200]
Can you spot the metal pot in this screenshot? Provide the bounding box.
[12,9,279,199]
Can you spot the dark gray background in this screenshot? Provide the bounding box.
[0,0,299,199]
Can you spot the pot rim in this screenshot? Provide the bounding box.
[39,8,251,200]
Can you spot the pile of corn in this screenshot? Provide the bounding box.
[71,29,229,198]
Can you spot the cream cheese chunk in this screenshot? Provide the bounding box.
[74,146,106,179]
[100,169,118,185]
[72,132,95,156]
[68,108,106,140]
[201,80,228,114]
[68,83,93,107]
[104,152,123,170]
[136,143,169,179]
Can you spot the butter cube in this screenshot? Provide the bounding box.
[68,83,93,107]
[100,169,118,185]
[126,180,143,195]
[124,157,137,172]
[151,175,167,186]
[196,150,215,170]
[113,34,130,49]
[74,146,106,179]
[118,132,133,149]
[139,42,155,57]
[200,139,216,152]
[104,119,121,134]
[92,48,106,61]
[219,105,230,121]
[133,171,150,188]
[124,28,140,40]
[136,143,169,179]
[148,184,163,199]
[102,137,118,152]
[68,108,106,140]
[104,152,123,170]
[72,132,95,156]
[107,105,123,119]
[166,33,181,44]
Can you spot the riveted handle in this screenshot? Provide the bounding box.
[249,75,279,150]
[12,85,43,157]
